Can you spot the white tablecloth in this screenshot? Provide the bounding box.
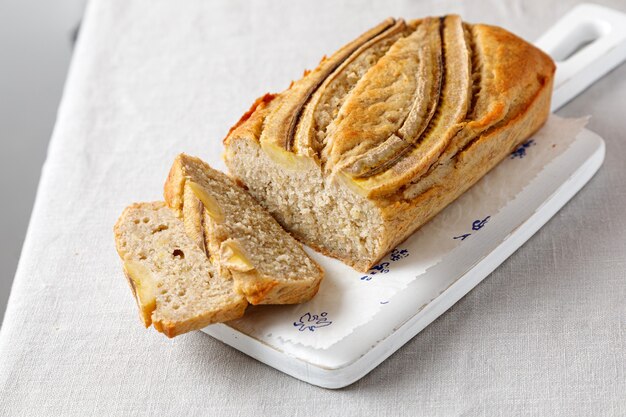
[1,0,625,415]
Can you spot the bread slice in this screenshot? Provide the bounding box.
[114,202,247,337]
[164,154,324,305]
[223,15,555,272]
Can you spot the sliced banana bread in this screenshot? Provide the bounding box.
[164,154,324,305]
[114,202,248,337]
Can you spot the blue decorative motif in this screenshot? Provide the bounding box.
[472,216,491,231]
[293,312,332,332]
[360,248,410,281]
[453,216,491,241]
[370,262,390,274]
[360,262,390,281]
[390,248,409,261]
[510,140,535,159]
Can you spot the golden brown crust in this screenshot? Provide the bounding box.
[224,93,276,142]
[295,19,410,160]
[224,93,277,150]
[260,19,398,153]
[324,18,436,170]
[337,15,473,197]
[231,262,324,305]
[164,158,186,217]
[152,301,247,338]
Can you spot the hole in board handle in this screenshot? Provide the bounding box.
[550,20,610,62]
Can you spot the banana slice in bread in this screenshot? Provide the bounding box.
[224,15,555,272]
[114,202,248,337]
[164,154,324,305]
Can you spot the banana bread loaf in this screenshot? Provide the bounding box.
[224,15,555,272]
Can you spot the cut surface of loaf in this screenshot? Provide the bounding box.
[224,15,556,272]
[114,202,247,337]
[164,154,324,305]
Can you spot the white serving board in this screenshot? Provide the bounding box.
[202,4,626,388]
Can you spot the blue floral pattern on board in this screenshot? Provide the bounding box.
[453,216,491,241]
[370,262,390,274]
[472,217,490,231]
[360,248,409,281]
[294,312,332,332]
[453,233,471,241]
[390,248,409,261]
[510,140,535,159]
[360,264,388,281]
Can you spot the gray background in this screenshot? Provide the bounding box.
[0,0,85,324]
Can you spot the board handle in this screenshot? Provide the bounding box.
[535,3,626,111]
